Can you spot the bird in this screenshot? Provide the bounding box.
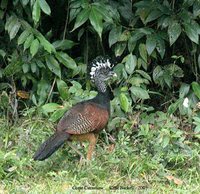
[33,56,117,161]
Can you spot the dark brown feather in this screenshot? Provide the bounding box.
[57,102,109,134]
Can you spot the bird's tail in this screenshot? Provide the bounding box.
[33,132,69,161]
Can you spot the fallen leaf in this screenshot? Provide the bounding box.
[165,175,183,185]
[166,175,174,181]
[173,177,183,185]
[107,144,115,153]
[17,90,29,99]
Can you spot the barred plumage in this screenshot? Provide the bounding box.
[57,102,109,135]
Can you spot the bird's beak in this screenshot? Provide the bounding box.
[109,71,117,78]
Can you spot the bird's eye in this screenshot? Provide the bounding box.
[104,69,109,75]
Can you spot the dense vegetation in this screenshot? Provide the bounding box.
[0,0,199,192]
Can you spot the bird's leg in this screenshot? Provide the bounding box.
[71,133,98,160]
[67,141,85,159]
[87,133,98,160]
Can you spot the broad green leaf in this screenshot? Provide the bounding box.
[153,66,164,85]
[36,60,45,68]
[122,68,128,79]
[0,49,6,58]
[3,60,22,76]
[156,38,165,58]
[30,39,39,56]
[9,21,21,40]
[89,6,103,38]
[119,31,130,42]
[56,79,68,99]
[109,26,122,47]
[158,16,171,28]
[71,80,82,89]
[108,5,120,22]
[162,135,170,148]
[139,44,148,70]
[115,42,126,57]
[92,3,112,22]
[56,52,77,70]
[72,8,90,31]
[168,21,182,46]
[146,35,157,55]
[5,16,16,31]
[30,62,36,73]
[24,34,34,50]
[129,30,145,42]
[120,93,129,112]
[138,28,152,35]
[128,36,137,53]
[18,30,30,45]
[53,40,77,50]
[163,72,172,88]
[69,81,83,95]
[38,35,55,53]
[139,43,147,63]
[167,99,183,115]
[193,1,200,17]
[145,10,163,24]
[5,16,16,32]
[192,81,200,99]
[69,6,81,23]
[129,77,145,86]
[137,58,142,69]
[121,86,128,92]
[42,103,61,114]
[130,86,150,99]
[39,0,51,15]
[136,70,151,81]
[31,94,37,106]
[32,0,41,24]
[37,79,50,105]
[184,23,199,44]
[179,83,190,98]
[193,116,200,124]
[191,20,200,33]
[113,63,124,78]
[50,107,68,122]
[45,55,61,78]
[125,54,137,74]
[22,63,29,73]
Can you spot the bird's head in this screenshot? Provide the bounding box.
[89,56,117,82]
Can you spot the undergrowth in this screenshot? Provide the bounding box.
[0,112,199,193]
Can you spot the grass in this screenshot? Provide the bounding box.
[0,115,199,194]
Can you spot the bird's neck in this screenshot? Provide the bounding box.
[91,79,110,111]
[94,77,107,93]
[92,91,110,112]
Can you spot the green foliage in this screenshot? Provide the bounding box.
[192,82,200,100]
[0,0,200,190]
[0,0,200,116]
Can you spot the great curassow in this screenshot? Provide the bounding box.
[33,56,116,161]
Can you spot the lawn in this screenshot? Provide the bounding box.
[0,115,199,194]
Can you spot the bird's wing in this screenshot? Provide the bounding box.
[57,102,109,134]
